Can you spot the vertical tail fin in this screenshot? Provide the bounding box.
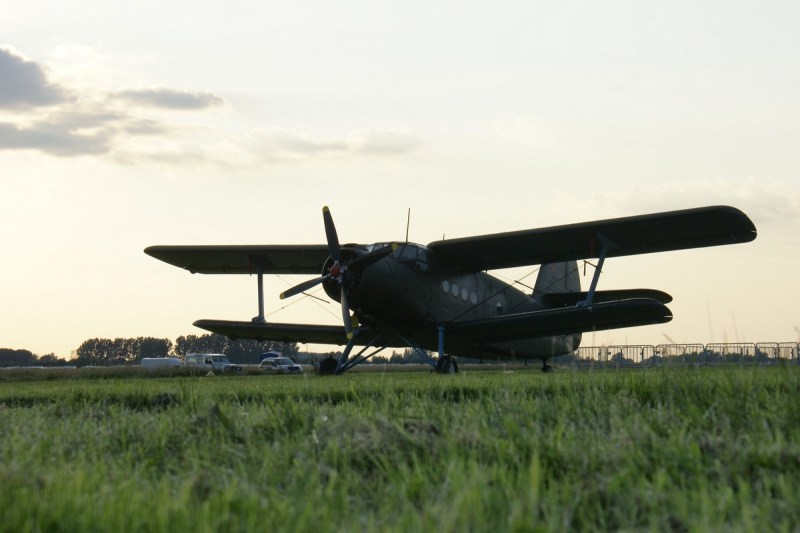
[532,261,583,354]
[532,261,580,297]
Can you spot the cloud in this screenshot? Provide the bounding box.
[113,88,224,110]
[0,48,70,109]
[247,128,420,161]
[0,47,419,167]
[0,121,109,156]
[591,178,800,225]
[0,111,167,157]
[349,129,421,156]
[0,48,208,156]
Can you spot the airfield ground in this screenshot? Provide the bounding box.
[1,367,799,531]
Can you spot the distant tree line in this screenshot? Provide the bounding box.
[74,337,175,366]
[72,334,299,366]
[1,338,494,368]
[1,334,301,368]
[173,335,298,365]
[0,349,68,367]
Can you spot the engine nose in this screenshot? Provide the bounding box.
[320,249,367,302]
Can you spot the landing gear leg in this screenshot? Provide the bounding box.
[434,326,458,374]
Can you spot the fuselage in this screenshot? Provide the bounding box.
[322,243,581,360]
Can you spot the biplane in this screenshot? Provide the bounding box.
[145,205,756,374]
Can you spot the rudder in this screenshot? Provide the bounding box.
[532,261,580,296]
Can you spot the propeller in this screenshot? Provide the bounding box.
[280,206,394,339]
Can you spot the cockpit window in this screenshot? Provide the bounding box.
[366,243,390,253]
[398,246,417,262]
[393,244,431,272]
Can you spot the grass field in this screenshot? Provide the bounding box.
[1,367,799,532]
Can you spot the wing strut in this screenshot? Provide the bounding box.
[337,333,389,373]
[252,263,266,324]
[397,333,438,370]
[579,234,615,307]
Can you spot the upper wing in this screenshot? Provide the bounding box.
[144,245,330,275]
[427,205,757,272]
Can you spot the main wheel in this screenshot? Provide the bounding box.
[436,355,459,374]
[318,357,338,375]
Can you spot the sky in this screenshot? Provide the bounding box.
[1,0,799,358]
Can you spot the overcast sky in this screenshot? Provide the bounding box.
[1,0,798,357]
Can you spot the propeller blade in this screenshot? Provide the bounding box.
[322,206,341,262]
[280,275,329,300]
[348,244,395,271]
[340,283,353,339]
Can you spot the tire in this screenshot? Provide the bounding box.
[436,355,459,374]
[318,357,338,375]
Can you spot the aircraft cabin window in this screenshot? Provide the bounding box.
[415,249,430,271]
[395,245,431,271]
[397,245,416,263]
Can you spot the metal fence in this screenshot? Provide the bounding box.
[566,342,800,368]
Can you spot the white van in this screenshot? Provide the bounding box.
[141,357,182,370]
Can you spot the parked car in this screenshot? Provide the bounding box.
[184,353,242,373]
[259,352,304,375]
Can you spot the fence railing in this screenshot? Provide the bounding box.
[566,342,800,367]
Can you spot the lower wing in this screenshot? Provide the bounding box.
[194,298,669,347]
[449,298,672,343]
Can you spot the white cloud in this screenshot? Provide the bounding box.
[349,129,421,156]
[0,47,70,109]
[113,88,224,110]
[591,178,800,224]
[243,127,420,162]
[0,46,419,168]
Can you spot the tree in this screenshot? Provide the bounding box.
[37,353,68,367]
[137,337,173,361]
[389,348,430,364]
[0,348,37,367]
[174,334,298,364]
[175,334,231,357]
[75,338,114,366]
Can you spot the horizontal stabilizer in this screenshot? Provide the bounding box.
[539,289,673,307]
[451,298,672,343]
